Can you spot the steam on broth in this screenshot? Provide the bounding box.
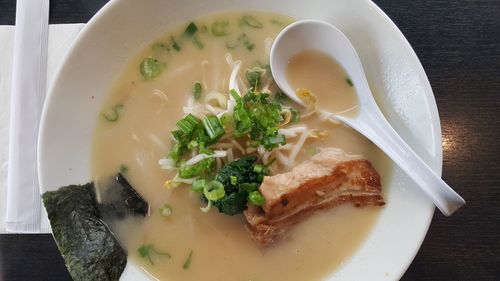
[92,11,391,281]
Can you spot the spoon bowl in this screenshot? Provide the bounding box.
[270,20,465,216]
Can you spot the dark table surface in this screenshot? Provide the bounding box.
[1,0,499,280]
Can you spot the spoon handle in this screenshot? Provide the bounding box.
[335,112,465,216]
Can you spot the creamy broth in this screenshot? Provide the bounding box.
[92,12,391,281]
[287,50,359,116]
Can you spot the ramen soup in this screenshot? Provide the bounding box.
[92,12,391,281]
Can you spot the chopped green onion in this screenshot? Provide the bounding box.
[262,134,286,150]
[171,130,185,142]
[246,67,266,89]
[225,41,238,49]
[152,42,169,52]
[239,182,259,193]
[179,157,215,178]
[119,164,128,174]
[192,179,207,192]
[140,57,162,80]
[241,16,263,28]
[183,250,193,270]
[187,140,198,149]
[184,22,198,36]
[248,191,265,206]
[253,164,264,173]
[290,108,301,123]
[159,204,172,217]
[230,176,238,186]
[193,81,202,99]
[237,33,255,51]
[211,20,231,36]
[270,19,285,26]
[229,89,242,102]
[204,180,225,201]
[346,77,354,87]
[101,104,123,122]
[138,244,171,265]
[170,36,181,51]
[176,113,200,135]
[220,113,233,126]
[200,200,212,213]
[202,115,225,141]
[169,142,187,162]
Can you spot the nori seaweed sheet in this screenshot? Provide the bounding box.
[42,181,126,281]
[99,173,149,220]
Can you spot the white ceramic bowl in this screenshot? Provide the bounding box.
[38,0,440,280]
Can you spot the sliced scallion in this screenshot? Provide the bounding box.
[241,16,263,28]
[159,204,172,217]
[202,115,225,141]
[170,36,181,51]
[211,20,231,36]
[204,180,225,201]
[184,22,198,36]
[176,113,200,135]
[101,104,123,122]
[140,57,162,80]
[346,77,354,87]
[248,190,265,206]
[193,81,202,99]
[183,250,193,270]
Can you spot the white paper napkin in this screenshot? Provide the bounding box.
[0,23,85,233]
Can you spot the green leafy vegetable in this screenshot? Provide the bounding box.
[209,156,266,215]
[140,57,162,80]
[346,77,354,87]
[183,250,193,270]
[138,244,171,265]
[213,191,248,215]
[237,33,255,51]
[193,81,202,99]
[101,104,123,122]
[211,20,231,36]
[241,15,263,28]
[42,183,127,281]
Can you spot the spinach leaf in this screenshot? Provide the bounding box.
[212,191,248,215]
[211,156,266,215]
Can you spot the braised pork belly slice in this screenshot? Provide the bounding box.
[244,148,385,246]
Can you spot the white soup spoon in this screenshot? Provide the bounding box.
[270,19,465,216]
